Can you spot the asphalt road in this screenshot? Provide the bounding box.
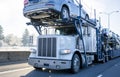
[0,57,120,77]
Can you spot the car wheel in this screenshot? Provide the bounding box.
[85,15,89,20]
[61,7,70,21]
[82,14,89,24]
[71,54,80,73]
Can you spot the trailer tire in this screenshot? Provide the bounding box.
[105,56,109,62]
[102,52,109,63]
[71,54,80,73]
[102,53,106,63]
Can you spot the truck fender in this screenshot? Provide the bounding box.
[72,51,84,68]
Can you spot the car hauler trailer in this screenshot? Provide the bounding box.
[23,0,120,73]
[26,17,118,73]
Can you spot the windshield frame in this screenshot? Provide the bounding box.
[41,26,77,35]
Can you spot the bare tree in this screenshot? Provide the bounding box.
[4,34,21,46]
[0,25,4,47]
[22,29,30,46]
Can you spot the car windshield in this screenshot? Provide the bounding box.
[56,27,77,35]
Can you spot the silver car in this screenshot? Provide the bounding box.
[23,0,89,22]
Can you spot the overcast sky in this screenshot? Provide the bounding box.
[0,0,35,37]
[0,0,120,37]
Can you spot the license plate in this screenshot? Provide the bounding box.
[44,63,49,67]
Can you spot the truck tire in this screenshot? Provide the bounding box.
[33,63,42,70]
[34,67,42,70]
[61,6,70,21]
[71,54,80,73]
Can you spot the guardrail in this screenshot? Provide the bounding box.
[0,47,31,51]
[0,47,31,63]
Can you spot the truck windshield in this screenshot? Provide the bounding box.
[41,27,77,35]
[56,27,77,35]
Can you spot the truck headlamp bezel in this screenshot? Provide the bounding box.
[60,49,71,55]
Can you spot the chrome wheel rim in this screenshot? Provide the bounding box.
[73,56,80,72]
[62,8,69,19]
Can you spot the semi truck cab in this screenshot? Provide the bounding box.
[28,24,96,73]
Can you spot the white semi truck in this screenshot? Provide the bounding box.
[23,0,120,73]
[26,18,120,73]
[27,20,98,73]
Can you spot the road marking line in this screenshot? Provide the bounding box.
[97,74,103,77]
[0,67,32,75]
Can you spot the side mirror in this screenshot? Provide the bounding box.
[26,22,32,26]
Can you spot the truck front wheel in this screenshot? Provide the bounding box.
[71,54,80,73]
[34,67,42,70]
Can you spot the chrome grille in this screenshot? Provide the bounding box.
[38,38,56,57]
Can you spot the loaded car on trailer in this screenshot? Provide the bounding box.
[23,0,89,25]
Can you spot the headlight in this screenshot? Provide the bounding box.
[60,49,71,55]
[30,48,36,54]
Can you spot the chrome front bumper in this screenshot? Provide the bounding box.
[28,57,71,70]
